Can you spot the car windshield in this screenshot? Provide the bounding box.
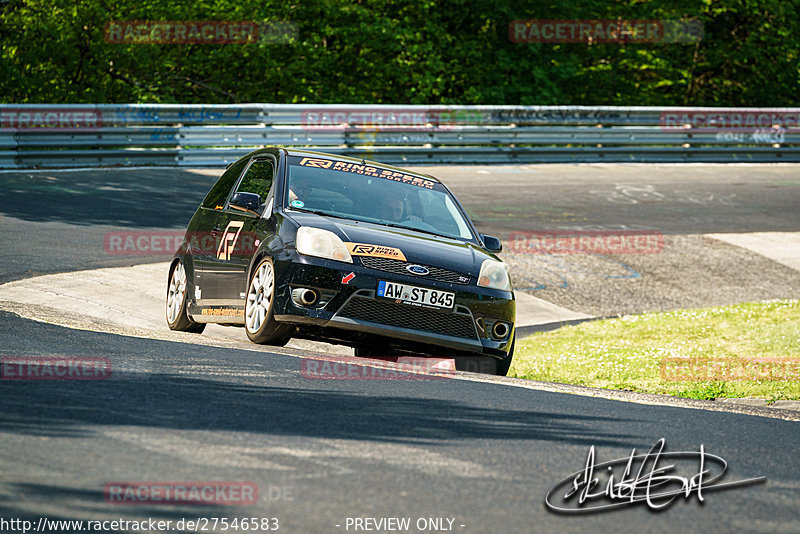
[285,155,475,241]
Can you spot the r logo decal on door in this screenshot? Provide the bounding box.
[217,221,245,260]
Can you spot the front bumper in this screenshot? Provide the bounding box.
[271,252,515,358]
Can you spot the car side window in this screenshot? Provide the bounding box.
[234,159,275,204]
[201,158,248,209]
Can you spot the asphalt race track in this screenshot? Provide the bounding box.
[2,164,798,314]
[1,164,799,533]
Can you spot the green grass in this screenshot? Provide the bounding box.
[510,299,800,401]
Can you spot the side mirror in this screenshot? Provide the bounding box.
[482,234,502,253]
[230,192,261,213]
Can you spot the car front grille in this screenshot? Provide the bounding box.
[336,296,477,340]
[358,257,471,285]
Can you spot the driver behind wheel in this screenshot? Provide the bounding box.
[379,196,420,222]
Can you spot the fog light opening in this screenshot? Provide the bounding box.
[492,321,509,339]
[292,288,319,307]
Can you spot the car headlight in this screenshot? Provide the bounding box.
[477,259,512,291]
[296,227,353,263]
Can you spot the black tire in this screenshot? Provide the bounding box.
[166,260,206,333]
[495,336,514,376]
[245,257,293,345]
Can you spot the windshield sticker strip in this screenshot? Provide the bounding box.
[345,242,407,261]
[298,157,436,189]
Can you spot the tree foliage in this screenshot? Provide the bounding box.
[1,0,797,105]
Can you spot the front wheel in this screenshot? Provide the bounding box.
[166,260,205,333]
[245,258,293,345]
[495,336,514,376]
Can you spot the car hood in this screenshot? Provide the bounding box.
[285,210,495,276]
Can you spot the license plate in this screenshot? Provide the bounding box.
[376,280,455,309]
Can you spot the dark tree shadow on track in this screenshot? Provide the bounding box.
[0,169,218,227]
[0,311,636,448]
[2,312,798,530]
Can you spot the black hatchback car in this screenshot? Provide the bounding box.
[166,148,515,374]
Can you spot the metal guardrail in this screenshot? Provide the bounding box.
[1,104,798,168]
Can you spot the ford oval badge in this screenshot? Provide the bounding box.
[406,264,430,275]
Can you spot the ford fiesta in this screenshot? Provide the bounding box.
[166,148,515,374]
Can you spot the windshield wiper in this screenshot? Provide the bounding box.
[288,207,352,221]
[381,222,453,240]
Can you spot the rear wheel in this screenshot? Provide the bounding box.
[245,258,293,345]
[166,260,205,333]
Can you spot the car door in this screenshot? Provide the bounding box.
[191,157,249,306]
[201,156,278,308]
